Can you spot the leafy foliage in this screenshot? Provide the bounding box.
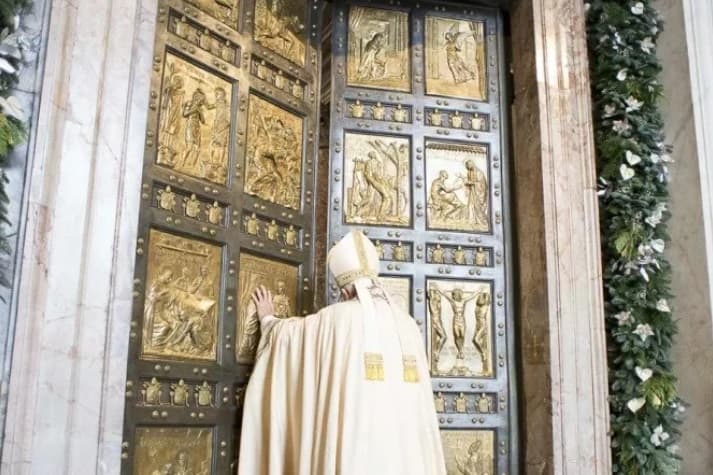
[586,1,685,473]
[0,0,31,290]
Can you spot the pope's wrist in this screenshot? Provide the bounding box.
[259,314,277,330]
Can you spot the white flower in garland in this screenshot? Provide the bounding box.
[625,96,644,112]
[667,444,680,454]
[614,32,624,46]
[635,366,653,382]
[656,299,671,312]
[597,177,609,197]
[617,68,628,81]
[633,323,654,341]
[631,2,645,15]
[650,425,670,446]
[650,239,665,253]
[625,150,642,165]
[640,37,655,54]
[650,153,661,163]
[627,397,646,413]
[584,3,591,13]
[613,120,632,135]
[604,104,616,117]
[645,210,662,227]
[659,165,670,183]
[651,25,659,35]
[613,311,633,326]
[620,164,635,180]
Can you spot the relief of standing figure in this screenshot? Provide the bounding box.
[439,288,477,361]
[444,24,478,84]
[428,284,447,365]
[472,292,491,373]
[158,72,185,166]
[181,88,208,171]
[208,87,230,179]
[463,159,489,227]
[357,32,387,80]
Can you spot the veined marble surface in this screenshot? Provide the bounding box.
[1,0,155,473]
[0,0,48,456]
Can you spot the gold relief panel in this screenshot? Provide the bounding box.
[236,253,299,364]
[168,12,239,64]
[427,243,492,267]
[156,52,231,186]
[425,17,487,101]
[347,6,410,92]
[134,427,213,475]
[427,279,493,378]
[250,56,307,100]
[153,184,227,226]
[243,212,302,248]
[185,0,240,30]
[372,239,412,262]
[426,141,490,233]
[441,430,495,475]
[343,132,411,227]
[254,0,307,67]
[141,230,221,362]
[244,94,304,210]
[379,276,411,314]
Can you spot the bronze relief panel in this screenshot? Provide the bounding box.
[168,11,240,64]
[427,278,493,378]
[440,429,495,475]
[244,94,304,210]
[426,141,490,233]
[236,253,299,364]
[141,229,221,362]
[153,184,227,227]
[134,427,213,475]
[379,276,412,314]
[156,52,232,186]
[347,6,410,92]
[343,132,411,227]
[254,0,307,67]
[185,0,240,30]
[425,16,487,101]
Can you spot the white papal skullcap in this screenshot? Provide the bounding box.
[327,230,379,288]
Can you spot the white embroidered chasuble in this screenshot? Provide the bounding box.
[237,295,446,475]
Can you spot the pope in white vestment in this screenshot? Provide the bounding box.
[238,230,446,475]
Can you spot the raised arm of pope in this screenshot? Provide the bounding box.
[238,230,446,475]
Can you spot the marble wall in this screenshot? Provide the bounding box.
[0,0,50,450]
[656,0,713,473]
[1,0,155,472]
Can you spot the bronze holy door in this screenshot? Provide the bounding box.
[326,1,516,473]
[122,0,323,472]
[122,0,516,473]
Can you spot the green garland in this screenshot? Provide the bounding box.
[0,0,30,289]
[586,1,684,473]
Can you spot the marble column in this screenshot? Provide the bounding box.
[0,0,156,473]
[510,0,611,473]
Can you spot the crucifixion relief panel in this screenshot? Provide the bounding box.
[327,1,516,473]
